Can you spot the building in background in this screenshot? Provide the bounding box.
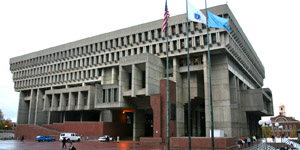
[271,104,300,137]
[9,4,273,141]
[0,109,3,121]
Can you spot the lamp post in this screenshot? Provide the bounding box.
[278,125,283,143]
[269,122,279,143]
[259,119,271,149]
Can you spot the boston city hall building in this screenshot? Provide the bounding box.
[10,4,273,143]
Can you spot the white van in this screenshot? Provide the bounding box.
[60,133,81,142]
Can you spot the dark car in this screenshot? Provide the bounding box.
[36,136,56,142]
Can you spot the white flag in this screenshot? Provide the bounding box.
[187,1,206,24]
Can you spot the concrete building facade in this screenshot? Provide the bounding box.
[9,4,273,141]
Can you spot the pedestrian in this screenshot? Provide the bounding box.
[247,137,251,147]
[68,142,76,150]
[290,143,294,150]
[237,139,243,150]
[21,135,24,141]
[62,137,67,149]
[243,138,247,148]
[272,135,275,142]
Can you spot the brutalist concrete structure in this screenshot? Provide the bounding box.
[9,4,273,141]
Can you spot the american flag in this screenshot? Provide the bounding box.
[162,0,170,32]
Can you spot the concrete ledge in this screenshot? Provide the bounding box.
[140,137,162,144]
[170,137,239,150]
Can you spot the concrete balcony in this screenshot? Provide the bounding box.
[241,88,273,116]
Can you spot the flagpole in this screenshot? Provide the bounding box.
[185,0,191,150]
[166,20,170,150]
[205,0,214,150]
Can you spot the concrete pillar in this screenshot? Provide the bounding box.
[17,91,29,124]
[34,89,48,125]
[101,68,105,85]
[112,67,117,84]
[132,64,137,97]
[203,53,211,137]
[47,111,51,124]
[101,110,113,122]
[28,89,37,124]
[173,57,184,137]
[133,110,145,141]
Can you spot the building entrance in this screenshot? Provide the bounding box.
[145,114,153,137]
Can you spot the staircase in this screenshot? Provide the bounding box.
[245,143,276,150]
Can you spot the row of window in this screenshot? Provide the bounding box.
[102,88,118,103]
[46,91,88,108]
[10,16,227,72]
[13,32,219,80]
[14,68,102,89]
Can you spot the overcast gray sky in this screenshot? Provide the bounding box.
[1,0,300,122]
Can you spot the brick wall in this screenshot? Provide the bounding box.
[15,124,60,141]
[170,137,238,150]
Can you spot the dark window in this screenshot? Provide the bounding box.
[114,88,118,102]
[128,73,132,90]
[179,58,186,67]
[180,39,185,49]
[204,35,208,45]
[171,25,176,35]
[151,30,155,39]
[139,33,142,42]
[152,45,156,54]
[171,104,176,120]
[196,36,200,46]
[212,33,216,44]
[102,89,106,103]
[145,32,148,41]
[74,97,78,106]
[158,29,162,38]
[173,41,177,50]
[108,89,111,103]
[142,71,146,88]
[179,24,183,34]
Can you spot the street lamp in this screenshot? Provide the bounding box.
[258,119,271,149]
[269,122,279,143]
[278,125,283,143]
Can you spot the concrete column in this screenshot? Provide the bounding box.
[17,91,29,124]
[101,68,105,85]
[28,89,37,124]
[99,111,102,122]
[112,67,118,84]
[133,110,145,141]
[102,110,113,122]
[132,64,137,97]
[34,89,48,125]
[173,57,184,137]
[203,53,211,137]
[47,111,51,124]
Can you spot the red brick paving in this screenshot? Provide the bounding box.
[0,140,167,150]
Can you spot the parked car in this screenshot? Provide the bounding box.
[59,133,81,142]
[98,135,113,142]
[36,136,56,142]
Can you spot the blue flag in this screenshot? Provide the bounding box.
[207,10,231,32]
